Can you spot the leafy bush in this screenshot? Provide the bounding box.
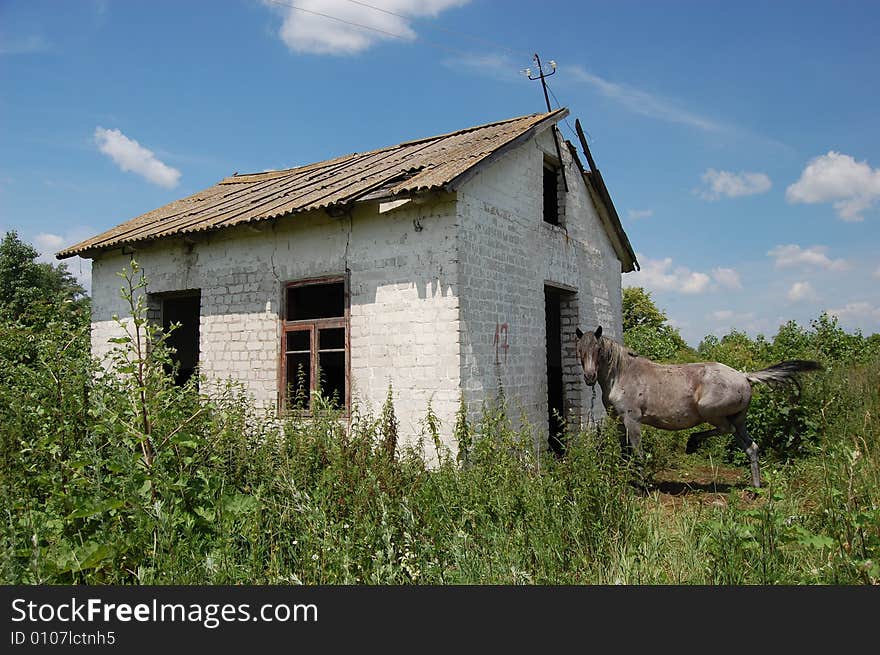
[622,287,694,362]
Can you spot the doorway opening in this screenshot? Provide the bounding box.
[545,285,578,456]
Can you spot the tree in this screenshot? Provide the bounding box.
[622,286,668,332]
[0,230,87,322]
[769,320,811,361]
[698,329,761,370]
[622,286,693,362]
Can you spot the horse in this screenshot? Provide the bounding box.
[574,326,822,488]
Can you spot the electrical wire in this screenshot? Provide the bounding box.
[264,0,583,130]
[263,0,503,59]
[546,79,593,146]
[341,0,530,59]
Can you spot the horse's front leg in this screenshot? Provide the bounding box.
[603,392,632,456]
[621,413,647,488]
[610,411,629,456]
[621,413,644,460]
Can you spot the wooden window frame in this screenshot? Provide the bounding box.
[279,275,350,415]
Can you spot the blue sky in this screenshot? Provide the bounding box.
[2,0,878,344]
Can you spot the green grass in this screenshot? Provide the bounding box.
[2,358,877,584]
[1,270,878,584]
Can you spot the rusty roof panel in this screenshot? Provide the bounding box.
[58,110,567,258]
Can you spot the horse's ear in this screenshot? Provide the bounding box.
[575,328,584,339]
[594,326,603,338]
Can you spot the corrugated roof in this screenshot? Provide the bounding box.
[58,109,568,258]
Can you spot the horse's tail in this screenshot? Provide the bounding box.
[745,360,823,390]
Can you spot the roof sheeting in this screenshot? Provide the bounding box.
[58,109,568,259]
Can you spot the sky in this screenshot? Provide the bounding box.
[1,0,879,345]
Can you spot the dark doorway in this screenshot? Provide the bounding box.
[545,285,579,456]
[161,292,200,386]
[545,286,565,455]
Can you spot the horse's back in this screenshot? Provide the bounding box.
[618,360,705,429]
[691,362,752,418]
[623,360,751,429]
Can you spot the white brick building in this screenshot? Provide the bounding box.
[59,109,637,457]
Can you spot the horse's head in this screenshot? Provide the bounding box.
[575,326,603,387]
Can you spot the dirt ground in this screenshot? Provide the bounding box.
[647,464,758,510]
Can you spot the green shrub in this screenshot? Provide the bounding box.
[1,261,877,585]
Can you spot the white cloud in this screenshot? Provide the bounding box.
[711,267,742,290]
[680,272,711,294]
[628,256,743,295]
[628,255,712,295]
[787,281,818,302]
[767,244,848,271]
[264,0,469,55]
[828,301,880,333]
[786,151,880,221]
[568,66,723,132]
[32,231,93,294]
[829,302,880,321]
[627,209,654,220]
[697,169,771,200]
[0,34,50,55]
[708,309,756,326]
[94,127,181,188]
[446,53,522,82]
[33,233,65,252]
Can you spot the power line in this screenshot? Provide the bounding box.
[264,0,578,126]
[341,0,529,59]
[545,79,589,145]
[263,0,501,59]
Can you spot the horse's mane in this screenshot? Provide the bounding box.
[599,336,640,378]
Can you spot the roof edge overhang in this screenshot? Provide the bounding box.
[54,108,572,261]
[56,188,455,261]
[443,108,568,192]
[564,141,638,273]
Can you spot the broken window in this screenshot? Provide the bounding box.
[543,155,562,226]
[281,277,348,412]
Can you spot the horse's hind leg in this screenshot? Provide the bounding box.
[686,426,724,454]
[731,413,761,488]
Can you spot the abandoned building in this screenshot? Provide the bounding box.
[58,108,638,457]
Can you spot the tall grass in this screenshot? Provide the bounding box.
[1,269,877,584]
[3,367,876,584]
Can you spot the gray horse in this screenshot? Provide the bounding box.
[575,326,822,488]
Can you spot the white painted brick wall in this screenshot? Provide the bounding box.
[89,123,626,462]
[90,197,462,459]
[456,127,623,449]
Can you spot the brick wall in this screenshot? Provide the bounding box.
[88,123,625,461]
[455,127,623,450]
[90,196,461,459]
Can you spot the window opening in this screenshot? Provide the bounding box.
[281,278,348,411]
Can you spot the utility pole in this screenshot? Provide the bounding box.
[526,53,568,191]
[528,53,555,113]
